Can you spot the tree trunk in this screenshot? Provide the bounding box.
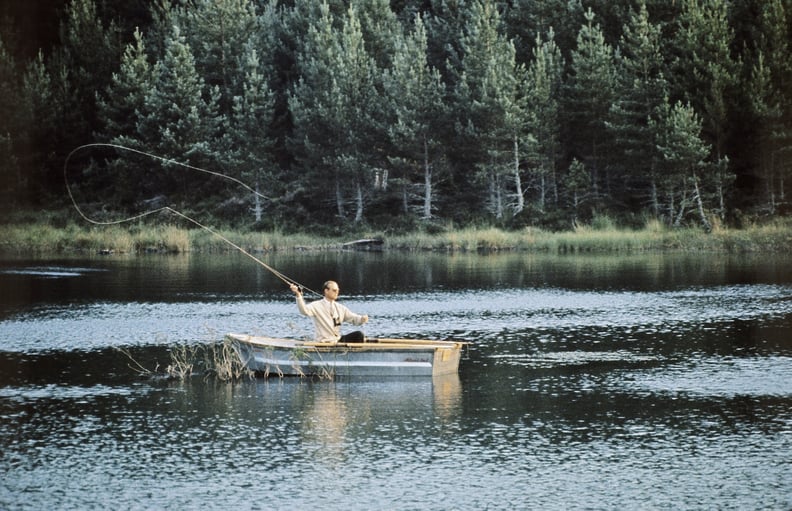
[650,180,659,218]
[489,166,503,219]
[717,183,726,220]
[423,137,432,219]
[573,191,580,223]
[354,181,363,223]
[692,175,712,232]
[495,173,503,219]
[667,191,675,226]
[764,144,776,213]
[335,179,344,217]
[512,135,524,214]
[253,179,262,222]
[550,155,559,205]
[674,184,688,227]
[590,140,599,198]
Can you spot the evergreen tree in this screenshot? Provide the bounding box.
[332,4,384,222]
[565,8,618,200]
[525,29,563,212]
[54,0,122,183]
[224,45,277,223]
[0,36,24,142]
[456,0,529,219]
[170,0,281,222]
[671,0,736,218]
[423,0,469,88]
[4,0,792,226]
[20,51,58,204]
[95,28,154,208]
[176,0,260,115]
[138,24,223,204]
[745,0,792,211]
[0,37,24,208]
[606,0,669,215]
[289,2,382,223]
[281,0,348,81]
[8,0,125,206]
[566,158,590,223]
[383,13,447,219]
[288,2,339,217]
[652,100,713,229]
[96,28,153,145]
[502,0,583,64]
[252,1,288,168]
[672,0,736,158]
[354,0,401,70]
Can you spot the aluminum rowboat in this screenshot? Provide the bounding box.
[227,333,465,377]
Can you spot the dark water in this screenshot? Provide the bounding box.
[1,251,791,510]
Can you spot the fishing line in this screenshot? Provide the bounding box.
[64,142,321,297]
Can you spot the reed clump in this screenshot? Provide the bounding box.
[165,343,199,379]
[116,339,253,381]
[166,338,253,381]
[201,337,255,381]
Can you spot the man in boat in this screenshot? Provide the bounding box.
[289,281,369,343]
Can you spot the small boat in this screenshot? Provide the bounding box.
[227,333,466,378]
[341,238,384,251]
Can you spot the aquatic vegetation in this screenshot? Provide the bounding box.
[202,338,254,381]
[115,339,254,382]
[166,343,198,380]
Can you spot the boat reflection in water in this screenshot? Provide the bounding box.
[295,374,463,468]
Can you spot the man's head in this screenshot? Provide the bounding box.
[323,280,340,300]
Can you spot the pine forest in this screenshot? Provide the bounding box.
[1,0,791,233]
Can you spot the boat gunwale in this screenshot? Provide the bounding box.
[228,334,467,352]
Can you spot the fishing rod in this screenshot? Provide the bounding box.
[64,142,321,297]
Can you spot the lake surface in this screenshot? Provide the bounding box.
[1,250,791,510]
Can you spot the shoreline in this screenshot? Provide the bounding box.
[1,218,791,255]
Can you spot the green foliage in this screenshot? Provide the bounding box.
[2,0,791,229]
[383,13,446,219]
[0,37,24,207]
[744,0,792,213]
[525,28,564,212]
[606,0,668,199]
[289,2,386,223]
[565,9,617,197]
[454,0,534,219]
[652,100,712,219]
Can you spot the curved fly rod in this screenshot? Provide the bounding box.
[64,142,321,297]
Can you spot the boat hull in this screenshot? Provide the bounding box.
[227,333,464,377]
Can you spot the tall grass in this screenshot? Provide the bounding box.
[0,222,184,254]
[388,226,536,251]
[1,216,791,254]
[189,228,337,253]
[385,216,792,253]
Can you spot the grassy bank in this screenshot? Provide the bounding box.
[386,218,792,253]
[0,221,338,255]
[1,217,791,255]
